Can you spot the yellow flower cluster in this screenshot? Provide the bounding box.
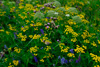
[82,45,87,49]
[18,14,27,20]
[45,46,51,51]
[25,4,34,11]
[81,30,91,39]
[68,19,76,25]
[10,7,15,12]
[77,14,84,19]
[34,22,42,26]
[40,59,44,62]
[65,5,70,10]
[67,53,75,57]
[43,53,54,59]
[57,16,63,21]
[64,25,78,37]
[90,53,100,62]
[0,29,4,32]
[82,19,89,24]
[17,33,27,41]
[25,20,30,24]
[71,37,77,42]
[0,11,6,16]
[13,60,19,66]
[59,43,69,53]
[91,41,97,47]
[6,31,10,35]
[45,40,52,45]
[40,36,48,42]
[8,24,16,31]
[21,26,29,32]
[84,39,90,43]
[98,40,100,44]
[33,34,41,39]
[37,4,43,7]
[94,65,100,67]
[29,35,33,38]
[74,45,85,53]
[20,0,24,2]
[34,53,38,56]
[14,47,22,53]
[8,47,12,51]
[4,58,8,62]
[8,63,14,67]
[30,46,39,53]
[19,3,24,9]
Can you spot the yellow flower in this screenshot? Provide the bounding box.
[82,45,87,49]
[30,46,39,53]
[67,53,75,57]
[33,34,41,39]
[71,38,77,42]
[8,63,14,67]
[91,41,97,47]
[45,46,51,51]
[8,47,12,51]
[74,45,85,53]
[40,59,44,62]
[0,29,4,32]
[84,39,90,43]
[14,47,22,53]
[98,40,100,44]
[13,60,19,66]
[29,35,33,38]
[34,53,38,56]
[6,31,10,35]
[4,58,8,62]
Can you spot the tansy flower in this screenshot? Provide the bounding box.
[98,40,100,44]
[71,38,77,42]
[40,59,44,62]
[13,60,19,66]
[8,47,12,51]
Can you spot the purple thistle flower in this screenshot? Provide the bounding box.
[42,7,44,9]
[64,60,68,63]
[50,17,53,19]
[34,56,38,63]
[70,49,74,53]
[40,29,44,34]
[57,39,59,42]
[46,26,49,28]
[34,10,36,13]
[61,57,65,65]
[47,23,50,25]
